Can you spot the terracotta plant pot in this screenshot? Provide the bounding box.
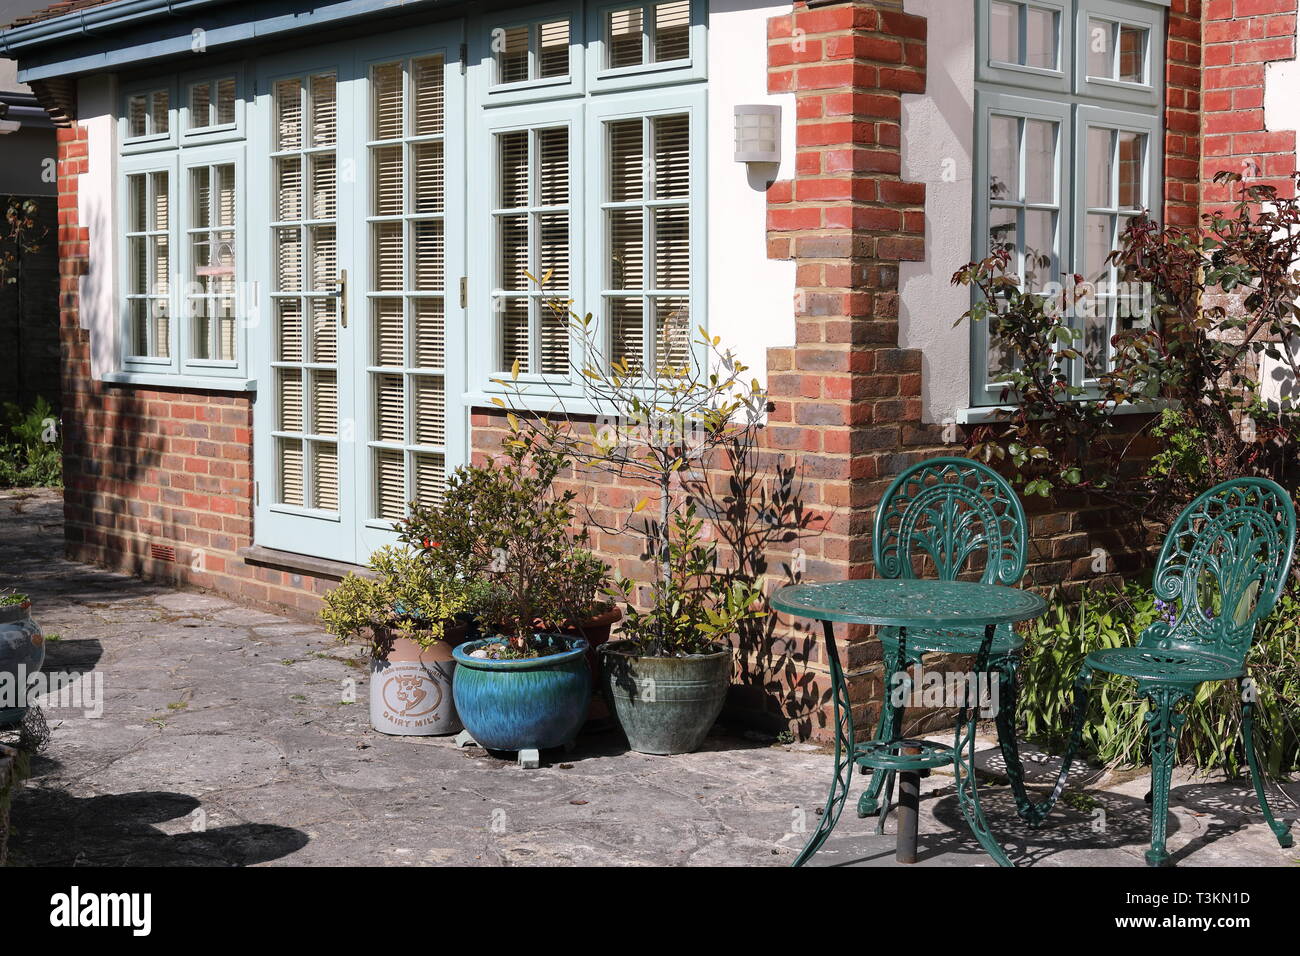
[599,640,732,755]
[368,623,466,736]
[564,605,623,723]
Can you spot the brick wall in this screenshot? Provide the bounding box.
[55,126,329,618]
[1202,0,1298,211]
[50,1,1291,743]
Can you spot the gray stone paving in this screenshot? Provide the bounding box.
[1,488,1297,866]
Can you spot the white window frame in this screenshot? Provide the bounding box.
[119,79,177,153]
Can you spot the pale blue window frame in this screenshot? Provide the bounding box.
[179,64,248,144]
[587,0,706,90]
[113,68,254,390]
[476,1,584,102]
[970,0,1166,408]
[468,3,707,414]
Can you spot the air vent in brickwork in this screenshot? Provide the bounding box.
[150,543,176,563]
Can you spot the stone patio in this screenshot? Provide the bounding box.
[2,488,1296,867]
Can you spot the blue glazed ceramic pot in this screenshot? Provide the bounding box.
[0,601,44,726]
[452,635,590,752]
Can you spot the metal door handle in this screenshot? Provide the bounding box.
[332,269,347,328]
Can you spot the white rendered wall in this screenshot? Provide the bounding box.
[707,0,797,388]
[1261,9,1300,407]
[77,73,116,381]
[898,0,975,425]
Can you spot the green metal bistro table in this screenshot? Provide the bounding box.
[773,578,1047,867]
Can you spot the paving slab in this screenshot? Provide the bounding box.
[1,488,1297,867]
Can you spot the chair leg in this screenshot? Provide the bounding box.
[1142,685,1190,868]
[1241,683,1294,849]
[952,624,1013,867]
[858,643,905,819]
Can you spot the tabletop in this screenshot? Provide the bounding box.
[770,579,1048,629]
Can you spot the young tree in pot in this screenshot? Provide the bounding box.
[495,298,767,754]
[395,435,594,760]
[320,547,477,736]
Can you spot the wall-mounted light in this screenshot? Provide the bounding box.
[734,104,782,165]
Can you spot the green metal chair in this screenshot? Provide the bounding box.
[1025,477,1297,866]
[860,457,1029,828]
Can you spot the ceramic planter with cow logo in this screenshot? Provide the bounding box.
[368,625,465,736]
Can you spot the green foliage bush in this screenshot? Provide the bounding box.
[0,397,61,489]
[1017,585,1300,778]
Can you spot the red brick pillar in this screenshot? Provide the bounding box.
[764,1,927,739]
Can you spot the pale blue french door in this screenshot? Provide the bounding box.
[250,24,467,564]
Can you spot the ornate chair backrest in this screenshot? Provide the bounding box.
[873,457,1028,586]
[1145,478,1296,664]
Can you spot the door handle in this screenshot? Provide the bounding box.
[331,269,348,328]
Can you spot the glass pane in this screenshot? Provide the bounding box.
[653,115,690,199]
[500,297,530,372]
[308,153,336,220]
[609,297,644,371]
[990,1,1018,64]
[1087,19,1114,78]
[373,222,403,291]
[498,130,529,208]
[374,448,406,520]
[412,142,444,214]
[413,453,446,507]
[608,8,644,68]
[312,443,339,511]
[653,206,689,290]
[1119,25,1147,83]
[1023,119,1056,204]
[274,79,303,150]
[215,78,236,125]
[988,114,1019,203]
[152,236,169,294]
[215,164,235,227]
[150,90,169,134]
[654,296,690,368]
[373,145,403,216]
[276,157,303,221]
[310,369,338,435]
[412,57,444,136]
[127,95,148,138]
[539,20,570,77]
[989,207,1017,256]
[413,298,445,368]
[373,298,404,367]
[193,166,212,228]
[609,208,644,289]
[539,301,568,374]
[498,26,530,84]
[309,73,337,146]
[412,220,444,291]
[375,373,404,442]
[129,300,148,355]
[277,300,304,362]
[372,62,403,140]
[1087,127,1113,208]
[1117,131,1145,209]
[308,225,337,290]
[276,228,303,291]
[151,171,169,230]
[654,1,691,62]
[609,120,644,201]
[1084,213,1113,283]
[279,368,304,431]
[413,374,446,445]
[538,127,569,207]
[1083,306,1111,378]
[538,213,569,290]
[190,82,212,129]
[128,174,146,232]
[1023,209,1055,290]
[310,298,337,363]
[1024,7,1057,70]
[279,438,305,507]
[498,214,528,291]
[128,237,147,294]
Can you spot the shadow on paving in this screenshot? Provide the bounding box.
[8,787,309,867]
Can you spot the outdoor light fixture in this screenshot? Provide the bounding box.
[733,104,782,165]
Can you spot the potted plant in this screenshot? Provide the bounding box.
[397,436,592,758]
[494,296,767,754]
[320,546,477,736]
[0,591,43,728]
